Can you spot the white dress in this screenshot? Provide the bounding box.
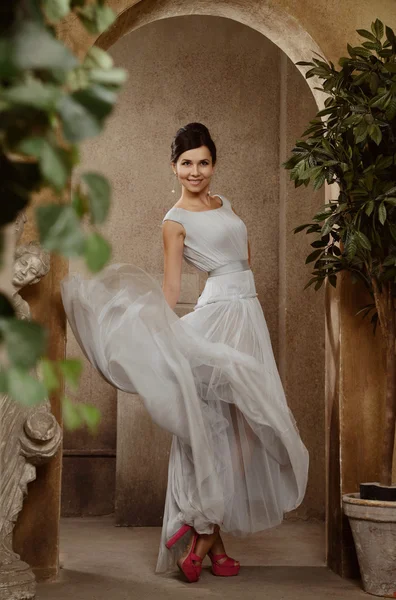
[61,194,309,573]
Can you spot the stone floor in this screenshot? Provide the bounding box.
[37,516,366,600]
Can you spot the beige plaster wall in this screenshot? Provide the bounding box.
[60,0,396,106]
[63,16,325,521]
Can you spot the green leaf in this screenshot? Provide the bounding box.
[62,396,83,430]
[363,41,382,52]
[0,319,47,369]
[58,95,102,143]
[346,235,358,259]
[384,63,396,73]
[19,137,69,191]
[7,368,47,406]
[313,211,332,223]
[386,97,396,121]
[371,91,392,109]
[351,46,373,58]
[0,293,15,318]
[36,205,85,256]
[84,46,114,70]
[354,122,369,144]
[365,200,375,216]
[379,202,387,225]
[0,37,19,78]
[2,79,61,110]
[379,49,394,58]
[89,68,128,86]
[369,72,380,94]
[59,359,82,390]
[389,222,396,241]
[42,0,71,22]
[85,233,111,272]
[299,166,323,181]
[372,19,384,40]
[40,359,60,393]
[71,189,88,218]
[310,239,329,248]
[303,277,319,290]
[73,85,117,120]
[0,370,7,393]
[357,29,377,42]
[293,224,312,234]
[77,403,101,433]
[81,173,111,224]
[386,26,396,50]
[78,4,115,34]
[305,249,323,264]
[313,171,326,190]
[93,4,116,32]
[376,155,393,170]
[356,231,371,251]
[13,21,77,73]
[368,124,382,145]
[382,255,396,267]
[328,275,337,288]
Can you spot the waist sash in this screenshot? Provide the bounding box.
[208,259,250,278]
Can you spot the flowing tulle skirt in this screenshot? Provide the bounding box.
[61,264,309,573]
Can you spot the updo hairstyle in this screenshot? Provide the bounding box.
[171,123,217,165]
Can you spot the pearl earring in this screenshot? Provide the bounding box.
[172,174,177,194]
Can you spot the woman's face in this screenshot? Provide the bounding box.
[13,254,42,289]
[173,146,215,194]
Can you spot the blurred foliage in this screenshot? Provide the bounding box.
[0,0,127,431]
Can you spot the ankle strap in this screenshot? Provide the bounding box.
[191,553,203,563]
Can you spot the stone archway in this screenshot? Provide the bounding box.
[17,0,389,583]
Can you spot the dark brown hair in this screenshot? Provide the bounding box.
[171,123,217,165]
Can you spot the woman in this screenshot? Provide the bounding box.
[61,123,309,583]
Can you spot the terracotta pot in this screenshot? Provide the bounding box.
[343,492,396,597]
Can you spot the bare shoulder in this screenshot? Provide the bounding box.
[162,218,185,238]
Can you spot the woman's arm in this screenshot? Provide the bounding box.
[162,220,185,310]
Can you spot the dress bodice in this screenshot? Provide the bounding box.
[162,195,249,273]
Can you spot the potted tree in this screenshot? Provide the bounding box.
[283,20,396,597]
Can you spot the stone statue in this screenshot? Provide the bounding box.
[0,213,62,600]
[12,241,51,320]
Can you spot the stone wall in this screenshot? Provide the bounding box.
[62,15,325,522]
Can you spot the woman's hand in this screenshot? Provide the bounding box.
[162,220,185,309]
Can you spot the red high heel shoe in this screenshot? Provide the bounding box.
[165,524,192,550]
[208,551,240,577]
[177,530,203,583]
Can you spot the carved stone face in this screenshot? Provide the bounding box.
[12,254,44,289]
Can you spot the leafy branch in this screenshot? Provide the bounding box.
[0,0,127,429]
[284,19,396,484]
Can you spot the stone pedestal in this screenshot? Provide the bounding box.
[0,403,62,600]
[0,560,35,600]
